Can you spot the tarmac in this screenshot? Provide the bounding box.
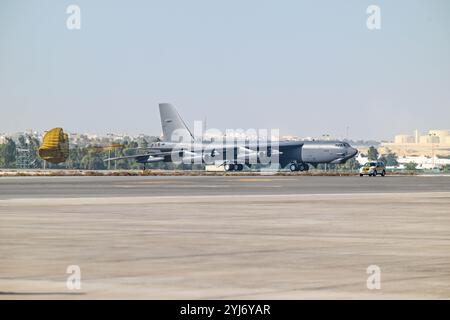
[1,175,449,299]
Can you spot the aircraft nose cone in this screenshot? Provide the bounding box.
[346,147,358,158]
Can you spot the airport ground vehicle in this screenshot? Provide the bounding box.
[359,161,386,177]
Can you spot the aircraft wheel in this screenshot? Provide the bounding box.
[236,164,244,171]
[289,163,298,172]
[224,164,235,171]
[381,170,386,177]
[372,170,377,176]
[303,164,310,171]
[298,163,305,171]
[360,174,364,177]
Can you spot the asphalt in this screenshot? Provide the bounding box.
[1,175,449,299]
[1,175,450,199]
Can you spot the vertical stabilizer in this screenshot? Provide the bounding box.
[159,103,194,142]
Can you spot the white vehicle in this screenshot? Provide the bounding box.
[359,161,386,177]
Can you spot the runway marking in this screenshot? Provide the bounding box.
[130,181,174,184]
[132,180,200,184]
[112,181,176,187]
[418,174,450,177]
[112,185,137,188]
[2,191,449,206]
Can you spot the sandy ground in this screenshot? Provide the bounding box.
[1,176,449,299]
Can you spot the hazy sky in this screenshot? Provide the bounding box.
[1,0,449,140]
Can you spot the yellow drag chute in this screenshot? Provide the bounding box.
[38,128,69,164]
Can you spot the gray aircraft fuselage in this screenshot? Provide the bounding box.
[139,139,357,171]
[106,103,358,172]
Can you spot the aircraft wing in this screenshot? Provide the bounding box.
[202,140,299,153]
[103,151,172,163]
[199,144,283,166]
[103,141,299,165]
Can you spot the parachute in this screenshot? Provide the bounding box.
[38,128,69,164]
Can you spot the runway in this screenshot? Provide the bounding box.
[2,175,450,199]
[1,176,450,299]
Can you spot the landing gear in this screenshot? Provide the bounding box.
[289,163,298,172]
[224,163,244,172]
[224,163,235,171]
[289,162,310,172]
[298,163,310,171]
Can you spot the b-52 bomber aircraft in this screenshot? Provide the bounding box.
[105,103,358,172]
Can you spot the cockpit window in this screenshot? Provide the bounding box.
[335,142,351,147]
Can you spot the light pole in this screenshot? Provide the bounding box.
[108,149,111,170]
[429,133,437,169]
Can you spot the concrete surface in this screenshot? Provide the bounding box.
[2,175,450,199]
[0,176,449,299]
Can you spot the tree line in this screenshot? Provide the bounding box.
[4,137,446,171]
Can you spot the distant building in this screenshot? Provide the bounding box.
[381,129,450,157]
[0,134,8,144]
[394,134,415,144]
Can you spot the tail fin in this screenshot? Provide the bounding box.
[159,103,194,142]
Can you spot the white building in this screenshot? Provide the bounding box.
[0,134,8,144]
[397,156,450,170]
